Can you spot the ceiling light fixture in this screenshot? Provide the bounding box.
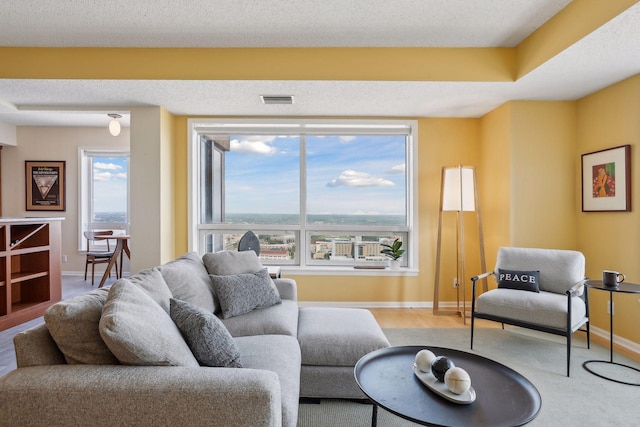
[108,113,122,136]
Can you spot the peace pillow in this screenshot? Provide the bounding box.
[497,268,540,293]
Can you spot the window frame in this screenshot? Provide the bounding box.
[188,118,418,275]
[77,147,130,251]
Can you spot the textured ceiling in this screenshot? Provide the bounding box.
[0,0,639,128]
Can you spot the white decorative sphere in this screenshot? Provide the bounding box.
[415,349,436,372]
[444,367,471,395]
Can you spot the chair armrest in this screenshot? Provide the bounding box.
[274,278,297,301]
[0,365,282,427]
[566,278,589,296]
[471,272,494,314]
[471,271,495,283]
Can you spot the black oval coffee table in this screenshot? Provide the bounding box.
[354,346,541,427]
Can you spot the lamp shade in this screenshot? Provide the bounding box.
[442,166,476,211]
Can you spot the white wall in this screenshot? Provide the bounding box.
[0,121,17,146]
[1,126,129,275]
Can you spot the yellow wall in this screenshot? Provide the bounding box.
[509,101,577,248]
[576,75,640,343]
[479,103,512,268]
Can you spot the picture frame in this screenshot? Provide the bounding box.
[581,145,631,212]
[25,160,66,211]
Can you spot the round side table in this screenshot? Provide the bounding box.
[583,280,640,386]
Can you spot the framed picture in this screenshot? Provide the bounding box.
[581,145,631,212]
[25,160,66,211]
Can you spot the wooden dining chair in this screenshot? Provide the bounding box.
[84,231,118,285]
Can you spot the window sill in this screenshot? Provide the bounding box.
[278,266,418,277]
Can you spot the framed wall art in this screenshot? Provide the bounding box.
[25,160,66,211]
[581,145,630,212]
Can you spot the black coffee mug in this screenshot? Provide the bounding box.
[603,270,625,287]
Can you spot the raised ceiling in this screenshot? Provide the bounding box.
[0,0,639,128]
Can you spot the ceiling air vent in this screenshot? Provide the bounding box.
[260,95,294,105]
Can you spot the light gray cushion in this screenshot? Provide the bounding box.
[170,298,242,368]
[495,247,585,295]
[99,280,199,367]
[297,307,390,366]
[44,288,118,365]
[125,268,173,313]
[477,288,587,330]
[157,252,218,313]
[221,299,299,338]
[203,250,263,276]
[209,269,282,319]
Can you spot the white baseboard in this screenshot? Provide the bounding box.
[589,325,640,357]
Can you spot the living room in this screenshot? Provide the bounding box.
[0,1,639,425]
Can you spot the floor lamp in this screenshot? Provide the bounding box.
[433,165,487,324]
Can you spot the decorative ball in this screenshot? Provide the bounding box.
[444,367,471,395]
[431,356,455,382]
[415,350,436,372]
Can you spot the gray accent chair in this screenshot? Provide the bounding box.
[470,247,590,376]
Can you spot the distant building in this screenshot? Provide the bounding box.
[260,248,289,261]
[330,239,353,259]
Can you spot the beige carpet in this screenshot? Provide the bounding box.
[298,327,640,427]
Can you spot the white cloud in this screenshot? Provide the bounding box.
[327,169,395,188]
[388,163,405,174]
[94,162,122,171]
[339,136,357,142]
[115,172,128,179]
[231,136,278,155]
[94,171,112,182]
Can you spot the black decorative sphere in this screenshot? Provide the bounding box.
[431,356,455,382]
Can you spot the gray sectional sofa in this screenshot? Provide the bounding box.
[0,251,390,427]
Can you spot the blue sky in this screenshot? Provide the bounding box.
[92,156,128,212]
[225,134,406,216]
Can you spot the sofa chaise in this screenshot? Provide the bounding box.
[0,251,390,427]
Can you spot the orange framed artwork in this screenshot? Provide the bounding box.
[25,160,66,211]
[581,145,631,212]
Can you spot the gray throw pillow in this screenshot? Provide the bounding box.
[202,250,264,276]
[99,279,199,367]
[44,288,119,365]
[209,268,282,319]
[170,298,242,368]
[157,252,218,313]
[126,268,173,313]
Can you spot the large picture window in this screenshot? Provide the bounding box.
[189,119,417,271]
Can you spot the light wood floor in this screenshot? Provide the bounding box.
[369,308,500,329]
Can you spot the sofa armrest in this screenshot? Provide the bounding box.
[274,278,297,301]
[13,322,66,367]
[0,365,282,427]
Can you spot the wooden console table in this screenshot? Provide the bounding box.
[0,217,63,331]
